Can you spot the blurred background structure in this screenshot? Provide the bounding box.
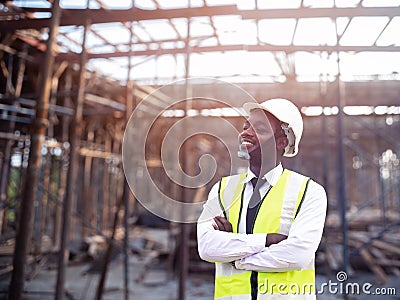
[0,0,399,299]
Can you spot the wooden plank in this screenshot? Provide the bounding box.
[359,247,388,284]
[349,231,400,256]
[0,244,15,255]
[370,248,400,276]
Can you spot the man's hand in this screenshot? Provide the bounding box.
[266,233,288,247]
[213,216,233,232]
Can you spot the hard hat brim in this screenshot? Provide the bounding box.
[243,102,269,116]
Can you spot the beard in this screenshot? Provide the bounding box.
[249,141,277,171]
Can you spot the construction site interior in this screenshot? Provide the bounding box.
[0,0,399,299]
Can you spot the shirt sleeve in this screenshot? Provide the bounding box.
[235,180,327,272]
[197,181,266,263]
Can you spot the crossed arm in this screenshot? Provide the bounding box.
[197,180,327,272]
[213,215,288,246]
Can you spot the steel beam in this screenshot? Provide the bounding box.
[55,44,400,61]
[9,6,399,30]
[0,6,239,31]
[0,101,75,116]
[85,93,126,111]
[240,6,400,19]
[0,103,35,116]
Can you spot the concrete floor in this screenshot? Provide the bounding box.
[0,256,399,300]
[0,254,215,300]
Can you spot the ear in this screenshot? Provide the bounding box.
[276,136,288,152]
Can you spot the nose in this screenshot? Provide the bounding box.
[240,126,254,138]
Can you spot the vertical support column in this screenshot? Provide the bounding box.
[95,177,123,300]
[46,154,57,241]
[334,13,349,274]
[55,11,90,300]
[54,67,72,250]
[93,131,103,231]
[95,121,125,300]
[8,1,62,299]
[40,151,51,242]
[122,148,131,300]
[32,147,45,255]
[61,67,72,141]
[82,124,94,238]
[336,54,349,273]
[321,96,329,192]
[103,131,112,230]
[320,53,329,193]
[178,14,191,300]
[122,17,135,300]
[375,122,387,228]
[378,156,386,227]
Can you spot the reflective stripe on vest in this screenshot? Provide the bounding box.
[215,169,314,299]
[218,173,247,233]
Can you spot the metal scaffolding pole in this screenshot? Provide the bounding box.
[55,10,90,300]
[333,9,349,273]
[122,182,131,300]
[178,13,191,300]
[122,15,135,300]
[336,63,349,273]
[8,1,62,299]
[319,57,329,194]
[95,183,126,299]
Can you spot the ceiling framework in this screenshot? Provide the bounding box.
[0,0,399,102]
[0,2,399,79]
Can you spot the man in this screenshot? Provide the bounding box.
[197,99,327,299]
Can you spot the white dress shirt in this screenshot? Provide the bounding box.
[197,163,327,272]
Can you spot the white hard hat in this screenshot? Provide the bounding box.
[243,98,303,157]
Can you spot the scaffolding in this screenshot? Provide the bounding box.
[0,0,399,299]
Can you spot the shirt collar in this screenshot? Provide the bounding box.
[242,163,283,187]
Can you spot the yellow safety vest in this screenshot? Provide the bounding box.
[215,169,315,300]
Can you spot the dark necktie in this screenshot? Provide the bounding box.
[246,177,267,234]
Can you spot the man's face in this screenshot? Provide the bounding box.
[238,109,278,163]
